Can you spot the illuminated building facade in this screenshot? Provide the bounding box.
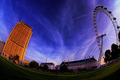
[2,21,32,61]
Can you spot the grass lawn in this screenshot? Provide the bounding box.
[0,55,120,80]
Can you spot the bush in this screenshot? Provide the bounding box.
[78,68,87,72]
[92,66,97,69]
[39,66,43,70]
[82,68,86,71]
[29,60,39,69]
[60,64,68,72]
[78,68,82,72]
[43,65,48,71]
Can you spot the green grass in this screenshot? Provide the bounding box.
[0,55,120,80]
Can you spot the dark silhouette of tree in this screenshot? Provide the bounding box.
[14,55,19,61]
[104,49,111,63]
[78,68,82,72]
[9,55,13,60]
[104,43,120,63]
[29,60,39,69]
[118,31,120,42]
[60,64,68,72]
[12,55,19,63]
[111,43,119,59]
[43,64,48,71]
[39,65,43,70]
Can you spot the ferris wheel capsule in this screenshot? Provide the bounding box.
[117,26,120,29]
[113,17,116,20]
[108,11,112,14]
[104,8,107,10]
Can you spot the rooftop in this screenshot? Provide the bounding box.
[61,57,97,66]
[20,21,32,29]
[40,63,55,65]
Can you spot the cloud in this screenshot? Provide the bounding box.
[0,0,118,65]
[24,0,98,64]
[0,20,9,41]
[82,37,96,57]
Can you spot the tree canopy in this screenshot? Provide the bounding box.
[29,60,39,68]
[14,55,19,61]
[12,55,19,63]
[43,64,48,71]
[104,43,120,63]
[60,64,68,72]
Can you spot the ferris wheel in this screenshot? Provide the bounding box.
[93,6,120,67]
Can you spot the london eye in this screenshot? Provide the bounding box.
[93,6,120,67]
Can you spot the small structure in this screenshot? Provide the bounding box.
[40,63,55,70]
[60,57,97,70]
[0,41,5,56]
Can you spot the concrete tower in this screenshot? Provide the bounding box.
[2,21,32,61]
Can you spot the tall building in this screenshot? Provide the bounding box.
[2,21,32,61]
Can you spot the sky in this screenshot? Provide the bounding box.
[0,0,120,65]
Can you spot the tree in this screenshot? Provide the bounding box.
[29,60,39,69]
[60,64,68,72]
[118,31,120,42]
[14,55,19,61]
[104,49,111,63]
[12,55,19,63]
[9,55,13,60]
[39,65,43,70]
[43,64,48,71]
[111,43,119,59]
[104,43,120,63]
[78,68,82,72]
[111,43,118,52]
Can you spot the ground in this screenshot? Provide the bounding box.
[0,55,120,80]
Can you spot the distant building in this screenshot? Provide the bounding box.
[0,41,5,54]
[60,57,97,70]
[40,63,55,70]
[2,21,32,61]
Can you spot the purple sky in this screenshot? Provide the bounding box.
[0,0,120,65]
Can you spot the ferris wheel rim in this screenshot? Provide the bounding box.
[93,6,119,50]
